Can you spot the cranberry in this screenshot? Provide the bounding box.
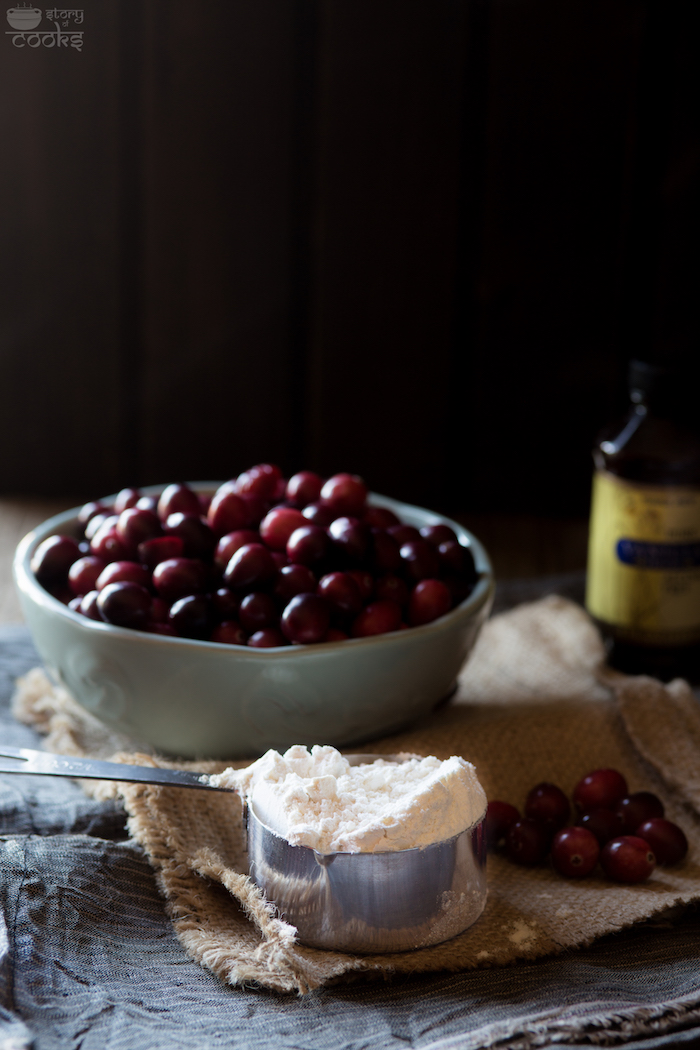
[420,524,458,547]
[165,513,216,560]
[280,593,331,644]
[114,487,141,514]
[211,621,248,645]
[484,800,520,851]
[68,556,108,596]
[328,517,370,563]
[211,587,240,621]
[273,564,318,605]
[97,581,151,629]
[78,501,107,526]
[326,627,349,642]
[31,535,81,589]
[577,808,624,846]
[68,595,82,612]
[635,818,688,866]
[363,506,400,528]
[399,539,440,582]
[96,561,151,592]
[387,524,420,545]
[374,573,409,606]
[369,529,401,574]
[236,463,282,500]
[84,513,113,542]
[145,622,177,636]
[286,524,330,566]
[214,530,260,571]
[286,471,323,507]
[89,521,131,561]
[346,569,374,601]
[238,493,269,527]
[259,507,307,551]
[239,592,278,633]
[150,597,170,623]
[169,594,212,639]
[616,792,664,833]
[136,495,159,514]
[524,782,570,831]
[437,540,473,576]
[137,535,185,571]
[79,590,103,621]
[351,599,402,637]
[443,574,475,606]
[320,473,368,517]
[573,769,628,814]
[408,579,452,626]
[302,501,337,528]
[207,489,249,536]
[270,550,288,570]
[506,819,550,866]
[600,836,656,883]
[223,543,277,591]
[317,572,364,622]
[152,558,208,602]
[248,627,287,648]
[116,508,162,549]
[551,827,600,877]
[157,483,201,521]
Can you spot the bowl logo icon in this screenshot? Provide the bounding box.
[6,5,42,30]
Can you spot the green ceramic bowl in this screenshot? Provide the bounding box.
[14,486,494,759]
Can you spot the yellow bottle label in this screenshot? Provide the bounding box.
[586,470,700,646]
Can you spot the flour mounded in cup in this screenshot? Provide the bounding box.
[213,744,487,853]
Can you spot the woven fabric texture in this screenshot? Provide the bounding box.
[11,596,700,995]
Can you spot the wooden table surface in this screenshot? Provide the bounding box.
[0,497,589,624]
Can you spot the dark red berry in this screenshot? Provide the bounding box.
[615,792,664,833]
[573,768,628,814]
[551,827,600,877]
[96,561,151,592]
[68,556,108,596]
[484,800,520,851]
[407,579,452,626]
[600,836,656,883]
[635,818,688,866]
[260,507,307,551]
[31,535,81,589]
[223,543,277,591]
[577,807,624,846]
[169,594,212,639]
[524,782,570,831]
[419,524,457,547]
[157,483,201,521]
[351,600,402,638]
[363,506,400,528]
[248,627,287,648]
[211,621,248,645]
[97,581,151,629]
[320,473,367,517]
[280,593,331,644]
[152,558,208,602]
[239,592,278,633]
[286,471,323,507]
[506,819,550,866]
[137,535,185,571]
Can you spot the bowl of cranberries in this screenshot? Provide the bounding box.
[14,466,494,759]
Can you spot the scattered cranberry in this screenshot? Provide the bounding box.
[635,818,687,866]
[616,792,664,833]
[573,768,628,814]
[600,836,656,883]
[577,807,624,846]
[524,782,570,831]
[551,827,600,877]
[506,819,550,866]
[484,800,520,851]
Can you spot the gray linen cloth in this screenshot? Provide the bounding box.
[3,580,700,1050]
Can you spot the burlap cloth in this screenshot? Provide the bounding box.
[11,596,700,995]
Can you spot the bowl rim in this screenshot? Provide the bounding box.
[14,483,494,657]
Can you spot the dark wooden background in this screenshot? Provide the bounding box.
[0,1,697,520]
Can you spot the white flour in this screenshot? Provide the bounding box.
[211,744,486,854]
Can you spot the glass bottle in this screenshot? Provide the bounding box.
[586,359,700,681]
